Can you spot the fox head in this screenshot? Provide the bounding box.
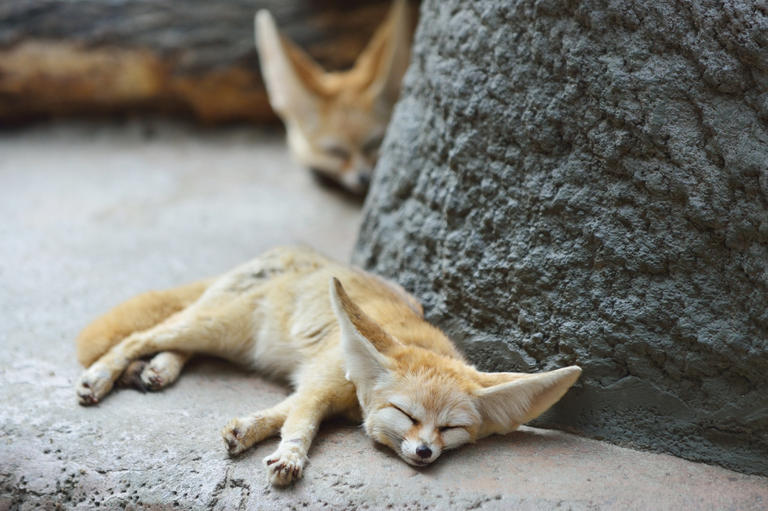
[255,0,411,195]
[329,278,581,467]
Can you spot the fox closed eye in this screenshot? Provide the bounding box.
[324,145,351,161]
[390,404,417,424]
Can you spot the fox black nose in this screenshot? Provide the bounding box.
[357,173,371,190]
[416,445,432,459]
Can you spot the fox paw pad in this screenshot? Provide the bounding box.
[264,447,306,486]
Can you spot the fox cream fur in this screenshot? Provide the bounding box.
[255,0,412,194]
[76,246,581,485]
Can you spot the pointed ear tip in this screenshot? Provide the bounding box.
[255,9,275,32]
[561,365,582,383]
[328,276,344,297]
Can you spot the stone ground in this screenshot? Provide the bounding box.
[0,121,766,510]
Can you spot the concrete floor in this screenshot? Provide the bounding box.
[0,121,766,510]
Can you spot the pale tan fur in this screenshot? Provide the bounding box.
[76,280,211,366]
[255,0,412,194]
[76,246,581,485]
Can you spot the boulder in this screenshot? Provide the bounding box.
[355,0,768,475]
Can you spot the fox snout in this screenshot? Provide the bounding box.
[340,167,373,195]
[397,424,446,466]
[356,171,371,191]
[311,166,373,195]
[401,438,440,466]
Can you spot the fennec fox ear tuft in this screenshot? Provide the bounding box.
[356,0,412,105]
[474,366,582,432]
[329,277,399,393]
[255,9,323,119]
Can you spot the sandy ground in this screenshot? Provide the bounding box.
[1,120,766,510]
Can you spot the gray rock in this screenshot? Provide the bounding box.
[355,0,768,476]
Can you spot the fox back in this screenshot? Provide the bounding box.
[255,1,412,194]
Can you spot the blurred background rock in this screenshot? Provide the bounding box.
[0,0,413,124]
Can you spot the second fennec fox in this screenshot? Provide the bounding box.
[255,1,412,195]
[76,246,581,486]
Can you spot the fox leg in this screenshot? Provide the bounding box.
[76,280,210,367]
[118,351,192,391]
[142,350,193,390]
[76,302,249,405]
[221,394,299,456]
[77,280,210,393]
[262,380,354,486]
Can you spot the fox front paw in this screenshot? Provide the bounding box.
[222,419,251,456]
[76,364,114,406]
[264,446,306,486]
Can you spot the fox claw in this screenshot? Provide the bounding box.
[222,420,249,456]
[264,446,306,486]
[142,367,166,391]
[76,388,99,406]
[76,364,114,405]
[139,352,185,391]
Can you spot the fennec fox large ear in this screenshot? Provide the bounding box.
[475,366,582,433]
[329,278,399,400]
[255,1,411,117]
[357,0,412,105]
[254,10,322,119]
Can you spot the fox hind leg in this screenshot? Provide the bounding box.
[116,351,191,392]
[76,302,247,405]
[76,281,210,367]
[77,280,209,396]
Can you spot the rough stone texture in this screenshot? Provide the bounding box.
[355,0,768,476]
[0,0,400,123]
[1,122,767,510]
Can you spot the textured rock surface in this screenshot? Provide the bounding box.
[355,0,768,475]
[0,0,399,122]
[2,122,767,510]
